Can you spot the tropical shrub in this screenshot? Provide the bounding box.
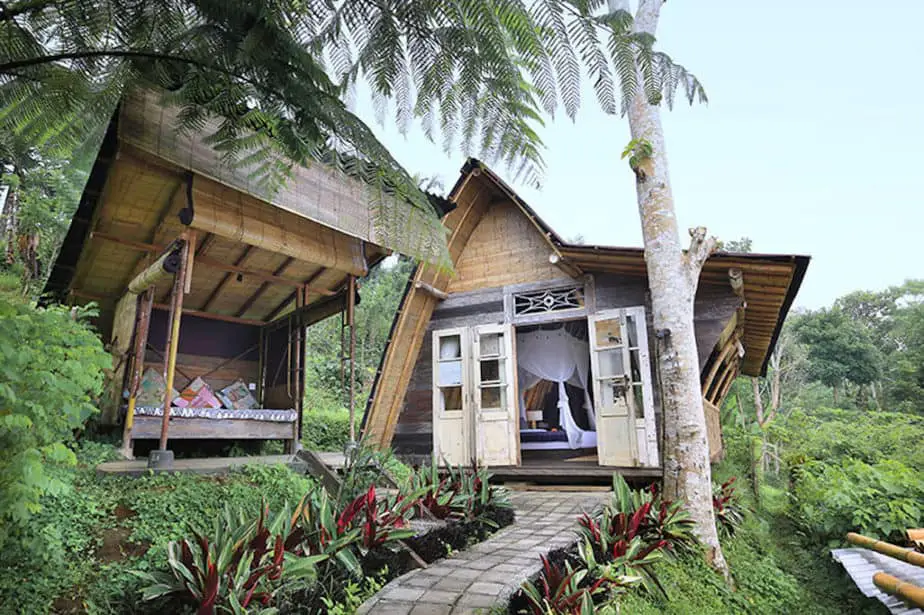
[712,477,745,536]
[300,408,351,451]
[0,297,109,542]
[520,555,600,615]
[790,457,924,543]
[139,501,324,614]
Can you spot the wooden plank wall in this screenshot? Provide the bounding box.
[390,272,740,455]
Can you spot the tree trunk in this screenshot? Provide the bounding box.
[832,384,839,405]
[611,0,729,579]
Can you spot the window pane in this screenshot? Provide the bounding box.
[480,333,501,357]
[633,384,645,419]
[439,335,461,360]
[438,360,462,386]
[480,358,504,384]
[594,318,623,348]
[481,385,506,409]
[626,315,639,348]
[441,386,463,412]
[629,349,642,382]
[598,349,625,378]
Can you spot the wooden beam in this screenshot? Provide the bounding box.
[151,302,265,327]
[90,231,335,294]
[414,280,449,301]
[201,245,255,312]
[263,267,329,322]
[235,256,295,318]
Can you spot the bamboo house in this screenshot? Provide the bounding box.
[44,90,449,462]
[361,160,810,479]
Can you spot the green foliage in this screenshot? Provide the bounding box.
[792,308,882,390]
[621,138,653,172]
[300,408,351,452]
[2,0,708,265]
[0,296,109,536]
[791,458,923,543]
[0,136,87,291]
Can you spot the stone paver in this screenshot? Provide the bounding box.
[357,490,609,614]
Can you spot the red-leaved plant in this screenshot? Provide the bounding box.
[712,477,744,535]
[139,501,324,614]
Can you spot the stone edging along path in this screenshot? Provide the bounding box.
[358,490,611,615]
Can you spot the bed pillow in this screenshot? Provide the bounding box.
[173,377,222,409]
[216,380,258,410]
[136,367,180,407]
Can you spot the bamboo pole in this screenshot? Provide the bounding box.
[157,233,192,452]
[118,288,154,458]
[347,275,357,442]
[872,572,924,608]
[127,244,182,294]
[847,533,924,568]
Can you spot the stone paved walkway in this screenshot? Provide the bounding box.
[358,490,610,615]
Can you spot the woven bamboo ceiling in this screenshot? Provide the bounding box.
[63,146,386,330]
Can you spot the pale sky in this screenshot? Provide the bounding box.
[356,1,922,309]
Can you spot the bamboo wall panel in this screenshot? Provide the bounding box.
[446,200,564,293]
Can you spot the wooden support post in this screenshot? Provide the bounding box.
[347,275,357,442]
[119,288,154,459]
[157,233,192,453]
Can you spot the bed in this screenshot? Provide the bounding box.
[520,428,597,451]
[130,406,299,443]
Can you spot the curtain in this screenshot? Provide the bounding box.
[516,327,595,448]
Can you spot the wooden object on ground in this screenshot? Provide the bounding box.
[296,449,344,498]
[872,572,924,608]
[158,234,192,451]
[908,529,924,552]
[847,533,924,568]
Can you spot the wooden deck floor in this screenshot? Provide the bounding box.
[488,460,662,484]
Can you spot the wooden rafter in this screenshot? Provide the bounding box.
[89,231,335,295]
[235,256,295,318]
[201,245,255,312]
[263,267,329,322]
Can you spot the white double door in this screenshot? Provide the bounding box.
[432,308,658,468]
[432,324,519,467]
